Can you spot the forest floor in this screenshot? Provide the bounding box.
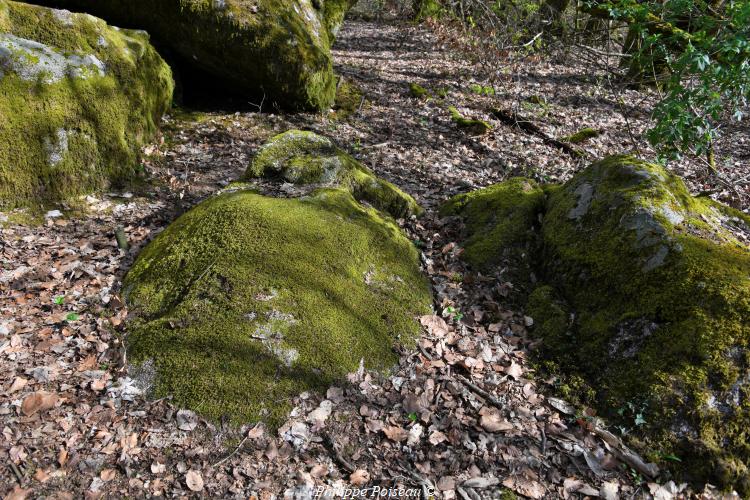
[1,18,746,499]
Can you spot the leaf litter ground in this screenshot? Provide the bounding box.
[1,18,747,499]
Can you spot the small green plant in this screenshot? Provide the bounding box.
[443,305,464,322]
[66,312,80,322]
[435,87,450,98]
[526,95,546,105]
[53,295,65,305]
[407,412,418,422]
[658,452,682,462]
[450,272,462,283]
[615,401,648,435]
[627,466,644,485]
[469,83,495,96]
[409,83,430,99]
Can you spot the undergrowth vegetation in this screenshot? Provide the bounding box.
[380,0,750,189]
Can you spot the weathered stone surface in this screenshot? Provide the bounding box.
[25,0,355,110]
[446,155,750,493]
[0,0,173,208]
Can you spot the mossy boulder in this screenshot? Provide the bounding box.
[332,78,363,119]
[27,0,355,111]
[0,0,173,208]
[440,177,545,288]
[560,127,600,144]
[445,156,750,493]
[448,106,492,136]
[534,156,750,492]
[245,130,422,218]
[123,187,432,426]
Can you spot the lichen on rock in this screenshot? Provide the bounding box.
[245,130,422,218]
[445,155,750,493]
[123,186,432,426]
[0,0,173,208]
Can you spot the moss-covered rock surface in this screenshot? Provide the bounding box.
[27,0,355,110]
[245,130,422,218]
[0,0,173,208]
[123,185,431,426]
[441,177,545,271]
[445,155,750,493]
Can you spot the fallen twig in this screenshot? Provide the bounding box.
[454,373,505,409]
[593,425,659,478]
[8,461,23,484]
[321,432,356,474]
[213,426,257,467]
[489,107,584,159]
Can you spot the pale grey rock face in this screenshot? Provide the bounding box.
[51,8,74,25]
[567,182,594,220]
[43,129,69,166]
[0,33,106,84]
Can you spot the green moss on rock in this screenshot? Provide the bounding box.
[123,187,431,426]
[446,155,750,493]
[560,127,600,144]
[0,0,173,209]
[448,106,492,135]
[441,178,545,285]
[26,0,355,111]
[530,155,750,493]
[245,130,422,218]
[333,78,363,119]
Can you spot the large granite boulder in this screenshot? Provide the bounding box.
[25,0,355,111]
[123,182,431,426]
[0,0,173,208]
[445,156,750,493]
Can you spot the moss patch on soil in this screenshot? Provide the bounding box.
[333,78,364,119]
[409,82,429,99]
[0,0,173,209]
[123,187,432,427]
[245,130,422,218]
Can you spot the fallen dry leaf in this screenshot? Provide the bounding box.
[185,470,204,492]
[6,376,27,394]
[437,476,455,491]
[382,425,408,442]
[479,407,513,432]
[350,469,370,486]
[505,361,523,379]
[503,476,546,499]
[21,391,58,416]
[100,469,116,481]
[3,486,30,500]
